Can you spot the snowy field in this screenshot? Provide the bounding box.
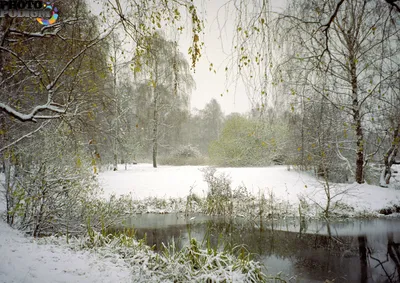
[99,164,400,215]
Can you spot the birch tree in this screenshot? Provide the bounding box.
[279,0,399,184]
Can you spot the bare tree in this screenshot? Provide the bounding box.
[279,0,400,184]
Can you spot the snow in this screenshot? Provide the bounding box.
[99,164,317,201]
[99,164,208,199]
[1,164,400,283]
[99,164,400,215]
[0,221,132,283]
[0,219,266,283]
[389,164,400,189]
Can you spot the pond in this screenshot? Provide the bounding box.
[118,214,400,282]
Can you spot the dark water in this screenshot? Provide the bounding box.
[119,214,400,283]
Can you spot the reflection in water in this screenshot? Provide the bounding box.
[117,215,400,282]
[384,233,400,283]
[358,235,368,282]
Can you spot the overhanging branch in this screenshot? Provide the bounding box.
[0,21,121,123]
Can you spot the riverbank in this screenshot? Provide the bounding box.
[99,164,400,218]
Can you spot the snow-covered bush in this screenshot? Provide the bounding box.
[271,154,287,165]
[159,145,207,165]
[173,144,201,158]
[1,126,129,236]
[202,167,233,215]
[185,185,203,215]
[233,184,251,199]
[157,238,268,282]
[42,231,270,282]
[5,159,130,236]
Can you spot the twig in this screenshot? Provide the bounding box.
[0,121,50,152]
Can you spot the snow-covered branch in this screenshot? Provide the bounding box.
[0,21,121,123]
[0,100,65,122]
[336,142,355,177]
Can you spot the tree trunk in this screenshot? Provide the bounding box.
[112,36,118,171]
[382,122,400,186]
[152,107,158,168]
[355,119,364,184]
[113,153,118,171]
[0,17,12,74]
[301,93,305,170]
[152,62,159,168]
[350,53,364,184]
[4,158,12,225]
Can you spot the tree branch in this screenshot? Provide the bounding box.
[0,21,121,123]
[0,121,50,152]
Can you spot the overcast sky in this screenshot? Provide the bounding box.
[88,0,287,114]
[179,0,287,114]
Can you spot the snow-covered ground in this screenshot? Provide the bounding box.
[0,182,133,283]
[0,179,131,282]
[0,221,131,283]
[0,221,132,283]
[99,164,400,215]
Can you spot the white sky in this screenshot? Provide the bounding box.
[178,0,287,115]
[88,0,287,114]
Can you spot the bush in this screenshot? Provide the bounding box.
[173,144,201,158]
[1,125,129,237]
[201,167,233,215]
[159,145,208,165]
[4,160,129,237]
[271,154,287,165]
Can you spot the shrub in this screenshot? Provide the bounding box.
[159,145,208,165]
[201,167,233,215]
[2,140,130,237]
[271,154,287,165]
[173,144,201,158]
